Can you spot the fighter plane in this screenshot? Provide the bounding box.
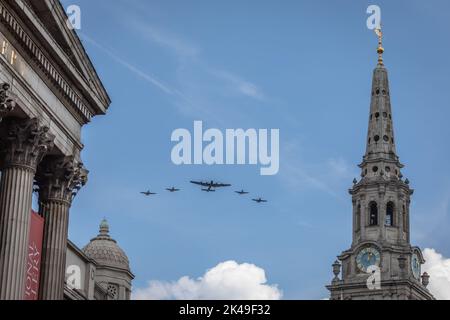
[166,187,180,193]
[190,180,231,192]
[252,198,268,203]
[141,190,157,196]
[235,190,249,195]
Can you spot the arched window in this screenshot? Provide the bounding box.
[386,202,395,227]
[369,202,378,226]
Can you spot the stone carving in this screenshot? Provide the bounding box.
[35,156,88,204]
[421,272,430,288]
[0,83,16,121]
[0,118,55,170]
[332,260,341,283]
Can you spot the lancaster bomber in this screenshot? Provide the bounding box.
[190,180,231,192]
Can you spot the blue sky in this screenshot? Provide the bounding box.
[58,0,450,299]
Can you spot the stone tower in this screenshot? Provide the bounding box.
[83,219,134,300]
[326,29,434,300]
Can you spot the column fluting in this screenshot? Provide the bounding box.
[0,118,54,300]
[36,156,87,300]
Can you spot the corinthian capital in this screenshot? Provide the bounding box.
[0,83,16,120]
[0,118,55,171]
[35,156,88,204]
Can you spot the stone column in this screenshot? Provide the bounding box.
[398,199,404,242]
[351,199,357,245]
[36,156,87,300]
[0,118,54,300]
[360,198,367,241]
[406,200,411,243]
[380,199,386,241]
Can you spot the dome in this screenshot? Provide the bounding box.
[82,219,130,271]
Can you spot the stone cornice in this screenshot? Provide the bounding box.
[0,2,109,123]
[95,265,135,281]
[327,279,434,300]
[44,0,111,107]
[340,241,415,259]
[359,156,404,169]
[350,178,413,196]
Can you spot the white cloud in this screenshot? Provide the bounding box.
[423,248,450,300]
[133,261,282,300]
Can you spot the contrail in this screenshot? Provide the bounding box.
[81,33,175,95]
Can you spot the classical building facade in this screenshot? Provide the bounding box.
[65,219,134,300]
[326,31,434,300]
[0,0,132,300]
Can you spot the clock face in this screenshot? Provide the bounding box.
[411,253,421,279]
[356,247,381,272]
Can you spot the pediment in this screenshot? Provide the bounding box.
[6,0,110,115]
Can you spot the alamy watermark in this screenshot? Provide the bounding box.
[171,121,280,176]
[366,5,381,31]
[66,5,82,30]
[366,265,381,290]
[66,265,81,290]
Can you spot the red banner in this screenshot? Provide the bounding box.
[24,210,44,300]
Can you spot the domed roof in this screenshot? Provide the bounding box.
[82,219,130,271]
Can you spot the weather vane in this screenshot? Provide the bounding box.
[374,26,384,66]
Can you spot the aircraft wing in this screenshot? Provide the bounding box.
[213,183,231,188]
[190,181,208,187]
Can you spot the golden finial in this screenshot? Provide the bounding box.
[374,27,384,66]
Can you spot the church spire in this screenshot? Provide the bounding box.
[360,27,402,179]
[327,24,433,301]
[375,28,384,66]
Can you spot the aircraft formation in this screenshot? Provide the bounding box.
[140,180,268,203]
